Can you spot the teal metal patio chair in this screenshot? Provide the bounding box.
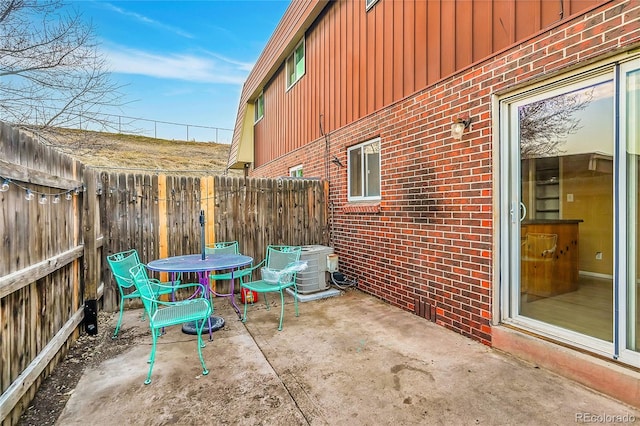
[130,263,212,385]
[106,249,178,339]
[240,245,304,331]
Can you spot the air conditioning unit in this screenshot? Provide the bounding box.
[296,245,334,294]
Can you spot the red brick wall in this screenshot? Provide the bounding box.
[251,0,640,346]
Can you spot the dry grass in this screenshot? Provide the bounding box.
[32,128,240,176]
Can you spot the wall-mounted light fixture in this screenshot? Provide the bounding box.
[1,179,9,192]
[451,117,472,140]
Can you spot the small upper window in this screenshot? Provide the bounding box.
[348,138,381,201]
[254,92,264,123]
[289,165,303,177]
[366,0,380,11]
[286,39,305,90]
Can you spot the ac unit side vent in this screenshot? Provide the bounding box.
[296,245,334,294]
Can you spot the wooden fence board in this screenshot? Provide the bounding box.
[0,247,84,299]
[0,159,81,191]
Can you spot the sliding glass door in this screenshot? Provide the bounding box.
[501,57,640,366]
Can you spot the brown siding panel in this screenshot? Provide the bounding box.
[440,0,456,76]
[403,0,415,96]
[367,6,376,115]
[308,27,316,146]
[540,0,561,27]
[340,1,348,127]
[427,1,441,86]
[358,3,367,119]
[382,0,394,106]
[346,0,355,124]
[568,0,606,16]
[515,1,541,40]
[375,4,385,111]
[393,0,405,100]
[330,6,338,132]
[414,0,428,89]
[351,0,360,122]
[246,0,610,169]
[324,17,331,132]
[473,0,493,62]
[456,0,474,70]
[492,1,515,51]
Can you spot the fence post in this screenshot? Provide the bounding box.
[83,168,99,335]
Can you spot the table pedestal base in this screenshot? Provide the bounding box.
[181,315,225,335]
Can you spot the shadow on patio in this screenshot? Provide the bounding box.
[57,289,639,425]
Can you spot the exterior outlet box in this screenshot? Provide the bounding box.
[296,245,334,294]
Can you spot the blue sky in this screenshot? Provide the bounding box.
[71,1,290,142]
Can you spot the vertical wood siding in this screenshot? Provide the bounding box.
[253,0,606,167]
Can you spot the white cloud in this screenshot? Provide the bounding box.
[203,51,254,73]
[102,3,195,39]
[103,45,251,85]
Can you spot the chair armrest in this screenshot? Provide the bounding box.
[239,259,265,276]
[144,281,204,296]
[138,283,208,303]
[159,282,205,292]
[113,272,134,287]
[149,295,212,309]
[149,277,181,285]
[210,259,265,280]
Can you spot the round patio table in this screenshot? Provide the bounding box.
[147,253,253,339]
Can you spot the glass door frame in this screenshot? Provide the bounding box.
[498,56,640,367]
[619,58,640,366]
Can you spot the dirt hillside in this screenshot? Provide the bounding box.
[33,128,241,176]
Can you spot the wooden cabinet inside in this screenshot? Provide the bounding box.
[521,220,581,300]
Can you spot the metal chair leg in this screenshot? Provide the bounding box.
[112,298,125,339]
[278,291,285,331]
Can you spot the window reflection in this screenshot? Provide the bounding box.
[519,79,615,342]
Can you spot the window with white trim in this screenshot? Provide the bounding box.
[289,165,303,177]
[348,138,381,201]
[254,92,264,123]
[286,39,305,90]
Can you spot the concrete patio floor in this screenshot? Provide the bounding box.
[57,289,639,425]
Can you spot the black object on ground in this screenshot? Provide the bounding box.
[181,316,225,335]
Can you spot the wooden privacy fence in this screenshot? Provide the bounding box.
[99,173,330,309]
[0,122,329,425]
[0,123,89,425]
